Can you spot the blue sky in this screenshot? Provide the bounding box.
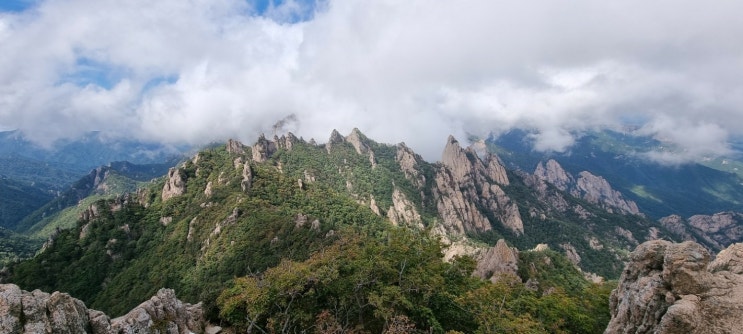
[0,0,742,163]
[0,0,36,12]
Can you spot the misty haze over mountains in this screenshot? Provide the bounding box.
[2,0,743,162]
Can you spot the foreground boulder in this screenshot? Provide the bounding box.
[605,240,743,333]
[0,284,206,334]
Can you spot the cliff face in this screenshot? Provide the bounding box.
[659,212,743,252]
[534,159,641,216]
[606,240,743,334]
[434,136,523,236]
[0,284,208,334]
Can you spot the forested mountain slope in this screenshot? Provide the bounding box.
[3,129,685,332]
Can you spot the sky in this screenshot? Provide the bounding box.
[1,0,742,162]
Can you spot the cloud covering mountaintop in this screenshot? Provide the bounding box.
[1,0,742,161]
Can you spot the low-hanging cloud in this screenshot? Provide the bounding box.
[1,0,742,162]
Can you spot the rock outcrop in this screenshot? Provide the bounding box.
[162,167,186,201]
[252,134,277,162]
[386,188,423,228]
[396,143,426,188]
[605,240,743,334]
[0,284,206,334]
[473,239,519,282]
[659,212,743,252]
[226,139,245,155]
[433,136,522,236]
[345,128,370,155]
[325,129,345,153]
[534,159,641,216]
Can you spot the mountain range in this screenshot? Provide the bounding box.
[1,128,742,332]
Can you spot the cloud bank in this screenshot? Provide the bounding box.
[1,0,742,161]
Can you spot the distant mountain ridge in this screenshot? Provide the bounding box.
[0,130,185,230]
[489,129,743,218]
[7,128,743,332]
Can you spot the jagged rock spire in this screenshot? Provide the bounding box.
[345,128,370,154]
[435,135,523,236]
[325,129,345,153]
[252,134,277,162]
[534,159,641,216]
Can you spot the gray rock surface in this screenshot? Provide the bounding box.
[473,239,519,282]
[162,168,186,201]
[605,240,743,334]
[434,136,522,235]
[251,134,277,162]
[534,159,641,216]
[0,284,206,334]
[659,212,743,252]
[395,143,426,188]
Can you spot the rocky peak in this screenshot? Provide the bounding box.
[534,159,573,192]
[575,171,641,215]
[434,135,523,236]
[534,159,641,216]
[252,134,277,162]
[395,143,425,188]
[226,139,245,154]
[606,240,743,333]
[659,212,743,252]
[277,132,301,151]
[325,129,345,153]
[345,128,370,155]
[441,135,473,183]
[473,239,519,282]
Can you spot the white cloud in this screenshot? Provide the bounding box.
[1,0,742,162]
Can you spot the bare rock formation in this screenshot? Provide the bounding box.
[325,129,345,153]
[534,159,641,216]
[688,212,743,248]
[345,128,370,155]
[252,134,277,162]
[434,136,522,236]
[659,212,743,252]
[241,163,253,193]
[226,139,245,155]
[386,188,423,228]
[108,288,205,334]
[395,143,426,188]
[162,168,186,201]
[605,240,743,334]
[277,132,301,151]
[575,171,641,215]
[0,284,206,334]
[473,239,519,282]
[534,159,573,191]
[658,215,696,242]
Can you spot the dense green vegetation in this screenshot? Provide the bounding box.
[0,177,54,230]
[0,227,42,266]
[7,138,616,332]
[9,145,386,316]
[218,229,613,333]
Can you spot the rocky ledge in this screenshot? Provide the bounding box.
[0,284,211,334]
[605,240,743,333]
